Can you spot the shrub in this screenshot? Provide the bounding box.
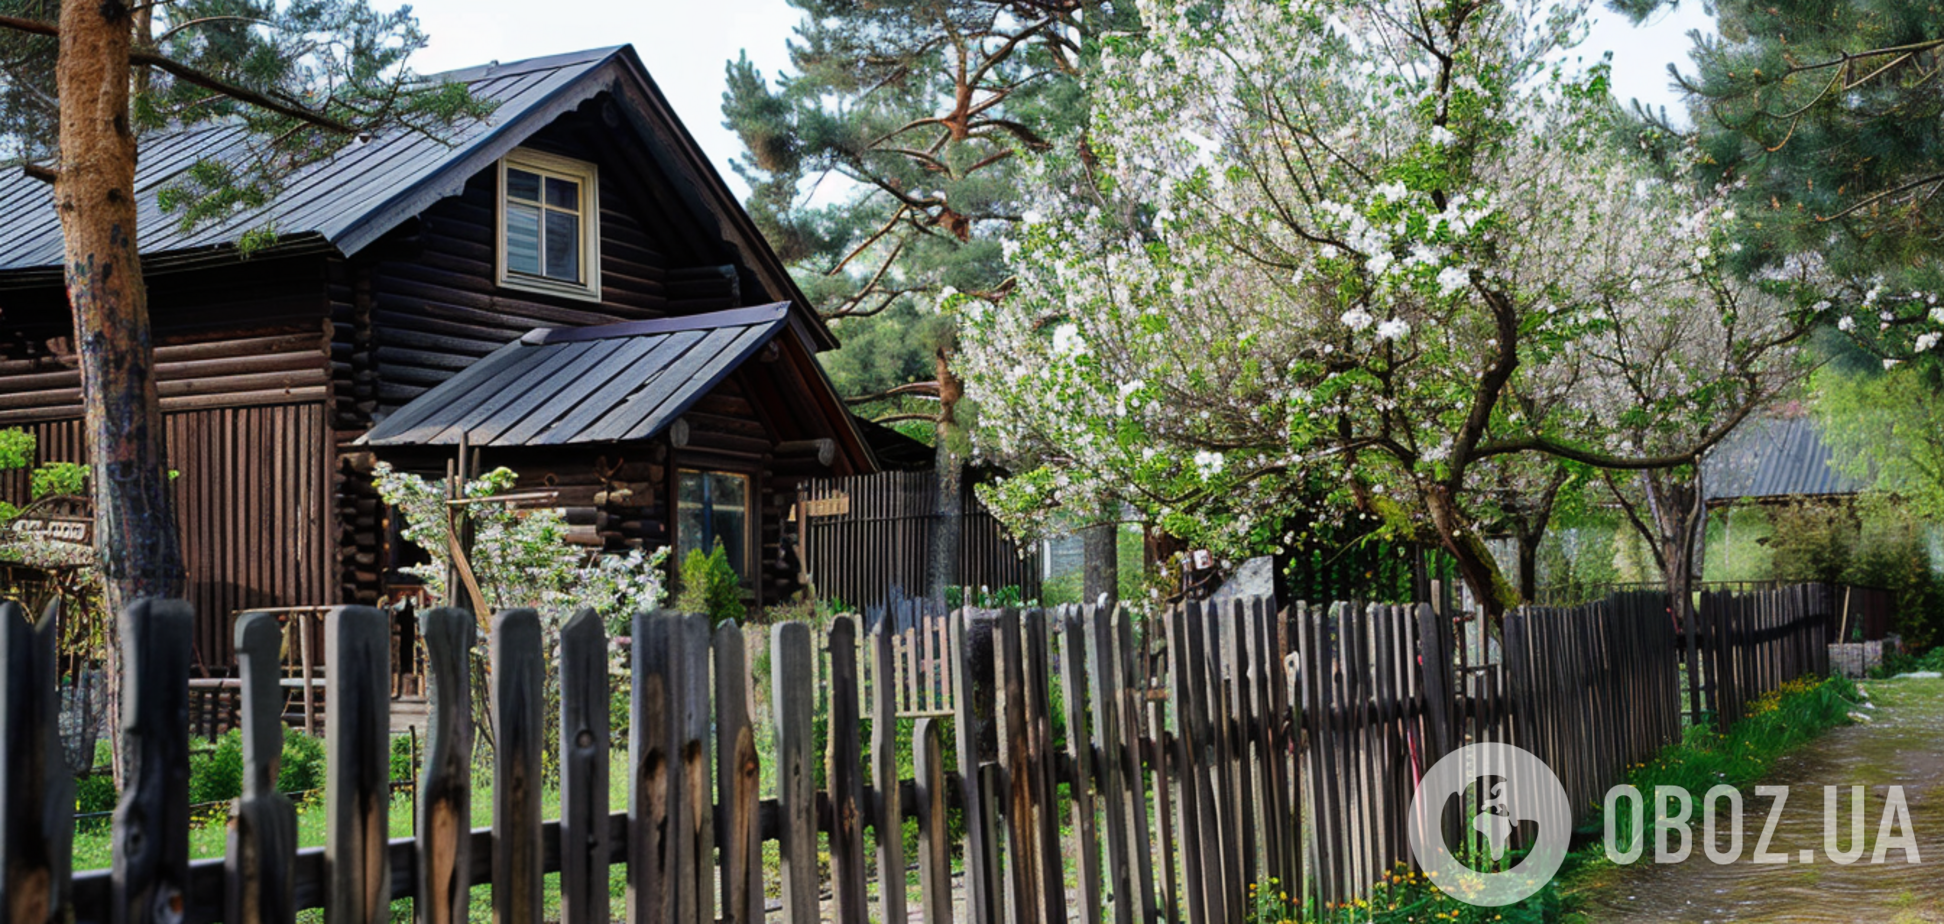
[676,539,746,626]
[188,731,245,805]
[278,729,327,793]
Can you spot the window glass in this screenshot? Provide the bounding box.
[677,470,750,579]
[545,210,580,282]
[545,176,578,209]
[502,156,591,288]
[505,202,542,276]
[506,168,542,202]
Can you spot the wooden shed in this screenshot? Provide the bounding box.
[0,46,878,666]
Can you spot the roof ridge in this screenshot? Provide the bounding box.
[433,46,625,84]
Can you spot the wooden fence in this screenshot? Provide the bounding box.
[0,583,1837,924]
[798,471,1041,610]
[1696,584,1833,729]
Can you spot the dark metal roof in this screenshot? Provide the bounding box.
[0,47,618,273]
[358,303,789,447]
[1703,416,1863,501]
[0,46,840,351]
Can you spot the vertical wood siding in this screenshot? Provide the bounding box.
[0,404,332,669]
[798,471,1041,609]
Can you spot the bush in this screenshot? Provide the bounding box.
[1768,498,1944,648]
[676,539,746,626]
[278,729,327,793]
[188,731,245,805]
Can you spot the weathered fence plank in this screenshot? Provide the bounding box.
[2,600,68,924]
[827,617,868,924]
[627,611,671,924]
[1059,607,1103,924]
[227,611,295,924]
[771,622,817,924]
[416,608,474,924]
[913,718,952,924]
[556,610,609,924]
[714,623,761,924]
[493,610,545,924]
[869,621,907,924]
[324,605,391,924]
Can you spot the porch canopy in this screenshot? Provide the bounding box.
[360,302,793,447]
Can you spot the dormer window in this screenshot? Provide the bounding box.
[497,149,600,301]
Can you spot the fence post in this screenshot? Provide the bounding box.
[869,621,907,924]
[110,599,193,924]
[493,609,545,924]
[325,605,393,924]
[228,610,297,924]
[771,622,817,924]
[828,617,868,924]
[1,599,67,924]
[417,607,474,924]
[557,609,609,924]
[913,718,952,924]
[951,609,1000,924]
[1059,607,1104,924]
[714,622,761,924]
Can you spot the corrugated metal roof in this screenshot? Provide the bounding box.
[0,47,621,272]
[1703,416,1863,501]
[358,303,789,447]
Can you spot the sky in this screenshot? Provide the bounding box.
[401,0,1719,200]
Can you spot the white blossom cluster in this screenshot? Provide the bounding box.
[957,0,1812,563]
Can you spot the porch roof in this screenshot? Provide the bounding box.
[358,303,790,448]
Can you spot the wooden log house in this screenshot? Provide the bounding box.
[0,46,886,667]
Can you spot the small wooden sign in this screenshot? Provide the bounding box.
[11,516,90,545]
[8,495,93,546]
[803,494,851,518]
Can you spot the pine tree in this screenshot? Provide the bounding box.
[723,0,1136,604]
[1619,0,1943,358]
[1,0,483,782]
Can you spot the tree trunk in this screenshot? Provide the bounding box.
[926,347,965,613]
[1425,484,1512,623]
[1081,506,1118,609]
[55,0,186,786]
[1643,472,1706,725]
[1516,530,1540,605]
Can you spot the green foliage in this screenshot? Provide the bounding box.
[390,733,417,784]
[676,539,746,627]
[1764,498,1944,647]
[1870,644,1944,678]
[722,0,1138,419]
[1616,0,1944,359]
[30,460,86,499]
[1815,364,1944,521]
[0,429,32,471]
[78,727,334,812]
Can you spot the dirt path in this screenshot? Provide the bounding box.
[1571,677,1944,923]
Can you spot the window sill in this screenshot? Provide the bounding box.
[497,273,603,303]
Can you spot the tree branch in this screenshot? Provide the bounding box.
[0,14,356,135]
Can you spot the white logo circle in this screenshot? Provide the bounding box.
[1407,742,1572,907]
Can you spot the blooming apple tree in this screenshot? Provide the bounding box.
[959,0,1815,616]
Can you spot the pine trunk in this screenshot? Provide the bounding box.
[55,0,187,784]
[926,348,964,613]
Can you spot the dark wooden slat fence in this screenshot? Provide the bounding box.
[0,582,1838,924]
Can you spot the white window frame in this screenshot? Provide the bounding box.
[495,148,602,302]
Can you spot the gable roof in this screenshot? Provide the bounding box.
[1703,415,1863,502]
[361,303,789,447]
[0,46,835,349]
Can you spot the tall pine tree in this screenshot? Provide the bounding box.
[723,0,1136,604]
[1620,0,1942,359]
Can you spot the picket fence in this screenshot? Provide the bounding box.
[0,584,1834,924]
